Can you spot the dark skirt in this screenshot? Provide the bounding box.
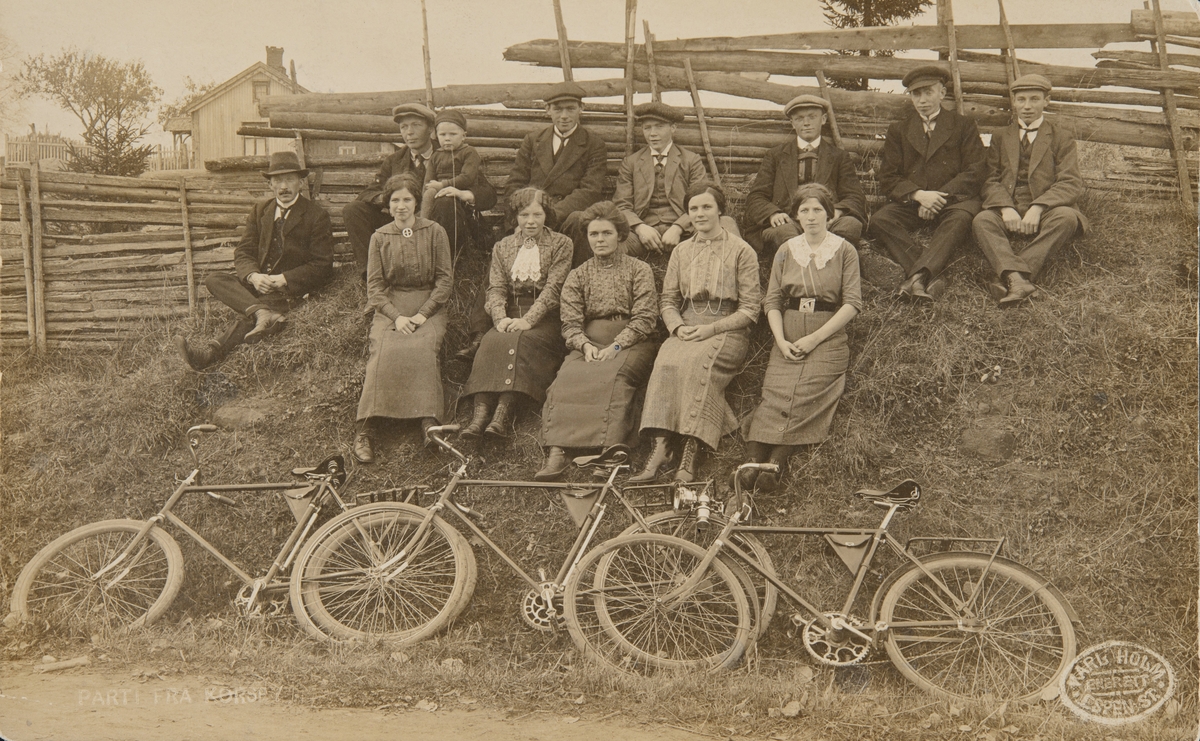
[746,309,848,445]
[462,298,565,404]
[639,308,750,449]
[541,319,659,449]
[357,288,447,422]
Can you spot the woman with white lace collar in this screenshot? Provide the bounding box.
[739,183,862,494]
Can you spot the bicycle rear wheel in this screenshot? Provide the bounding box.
[290,503,476,644]
[10,519,184,636]
[564,533,751,674]
[879,553,1076,703]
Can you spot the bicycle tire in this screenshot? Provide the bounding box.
[290,503,476,644]
[621,510,778,641]
[10,519,184,636]
[564,533,751,674]
[879,552,1076,703]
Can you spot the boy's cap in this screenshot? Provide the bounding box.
[1009,73,1053,94]
[634,101,684,124]
[434,109,468,132]
[783,94,831,117]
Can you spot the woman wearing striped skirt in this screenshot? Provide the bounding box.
[631,182,763,483]
[740,183,862,492]
[535,202,660,480]
[461,188,573,438]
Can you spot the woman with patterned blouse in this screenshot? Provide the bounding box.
[631,182,762,483]
[353,173,453,464]
[740,183,861,492]
[461,188,573,438]
[535,202,659,480]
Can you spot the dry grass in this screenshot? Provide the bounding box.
[1,172,1196,739]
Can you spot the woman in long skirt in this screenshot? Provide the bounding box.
[461,188,573,438]
[353,173,453,464]
[631,182,763,483]
[740,183,861,491]
[535,202,660,480]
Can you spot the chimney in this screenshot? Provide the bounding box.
[266,46,284,71]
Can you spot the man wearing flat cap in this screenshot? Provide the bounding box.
[868,65,986,301]
[507,81,609,266]
[973,74,1087,307]
[611,101,738,260]
[177,151,334,370]
[744,94,866,253]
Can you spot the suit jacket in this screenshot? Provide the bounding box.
[507,125,608,223]
[356,145,435,205]
[877,105,987,203]
[981,119,1089,233]
[234,195,334,297]
[613,144,708,231]
[744,137,867,238]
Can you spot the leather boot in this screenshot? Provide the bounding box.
[175,336,221,371]
[755,445,793,492]
[908,270,933,301]
[245,308,287,342]
[461,395,494,439]
[353,422,376,464]
[999,271,1038,307]
[629,435,672,483]
[674,436,702,483]
[534,447,569,481]
[484,395,514,438]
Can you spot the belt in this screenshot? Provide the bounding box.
[788,298,840,313]
[682,298,739,316]
[592,312,630,321]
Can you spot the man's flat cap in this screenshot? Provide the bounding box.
[783,94,831,117]
[543,81,587,105]
[392,103,436,125]
[1010,73,1053,94]
[634,101,684,123]
[902,65,951,92]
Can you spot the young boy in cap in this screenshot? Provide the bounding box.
[868,65,986,301]
[972,73,1087,307]
[611,101,739,261]
[177,151,334,369]
[744,94,866,252]
[420,108,485,254]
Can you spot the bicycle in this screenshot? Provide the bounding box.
[564,465,1079,702]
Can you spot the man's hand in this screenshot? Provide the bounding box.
[661,224,683,249]
[918,205,937,220]
[426,179,444,191]
[634,223,662,252]
[833,208,844,222]
[247,273,273,294]
[436,186,470,201]
[769,212,792,228]
[1001,207,1023,232]
[1019,205,1044,235]
[912,190,948,213]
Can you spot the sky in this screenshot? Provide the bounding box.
[1,0,1197,147]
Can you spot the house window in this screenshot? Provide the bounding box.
[243,137,269,156]
[253,80,270,104]
[338,145,358,155]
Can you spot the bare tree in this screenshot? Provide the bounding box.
[20,47,163,176]
[820,0,933,91]
[0,31,23,133]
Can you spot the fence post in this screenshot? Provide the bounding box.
[1150,0,1197,211]
[179,183,198,316]
[29,160,47,353]
[16,174,37,343]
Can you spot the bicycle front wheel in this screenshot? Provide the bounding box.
[10,519,184,636]
[879,553,1076,703]
[564,533,751,674]
[290,503,476,644]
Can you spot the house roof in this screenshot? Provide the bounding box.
[183,61,309,114]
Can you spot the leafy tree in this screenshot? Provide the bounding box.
[19,48,163,176]
[157,76,215,128]
[820,0,933,91]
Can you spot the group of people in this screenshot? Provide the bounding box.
[176,65,1088,490]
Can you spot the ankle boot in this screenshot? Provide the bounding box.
[674,436,702,483]
[353,420,376,464]
[999,271,1037,307]
[462,395,494,439]
[176,336,221,371]
[629,435,672,483]
[756,445,793,492]
[534,446,569,481]
[484,395,515,438]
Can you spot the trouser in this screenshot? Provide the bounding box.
[972,205,1082,281]
[204,272,292,357]
[622,216,742,258]
[867,199,981,278]
[342,199,391,271]
[425,194,480,256]
[760,214,863,253]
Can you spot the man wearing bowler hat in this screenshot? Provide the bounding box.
[868,65,986,301]
[176,151,334,370]
[506,81,608,266]
[973,73,1087,307]
[744,94,866,253]
[342,103,438,273]
[612,101,739,260]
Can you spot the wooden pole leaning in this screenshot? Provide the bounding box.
[815,71,845,150]
[997,0,1021,86]
[623,0,638,155]
[1151,0,1197,210]
[552,0,574,82]
[644,20,660,103]
[684,58,722,187]
[942,0,966,115]
[30,160,47,353]
[16,174,37,342]
[179,183,198,316]
[420,0,435,108]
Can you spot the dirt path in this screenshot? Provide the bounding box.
[0,664,706,741]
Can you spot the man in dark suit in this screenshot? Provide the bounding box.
[342,103,437,272]
[973,74,1088,307]
[507,81,609,266]
[744,94,866,252]
[868,66,986,301]
[177,151,334,370]
[612,101,738,260]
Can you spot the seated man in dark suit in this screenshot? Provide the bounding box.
[177,151,334,370]
[507,81,609,266]
[868,66,986,301]
[743,94,866,252]
[973,74,1088,307]
[612,101,739,261]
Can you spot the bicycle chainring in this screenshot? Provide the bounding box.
[520,582,563,632]
[801,613,871,666]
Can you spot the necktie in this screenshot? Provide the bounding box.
[554,134,568,157]
[412,154,426,181]
[268,205,290,271]
[799,150,816,184]
[654,154,665,172]
[1020,126,1037,147]
[923,119,936,137]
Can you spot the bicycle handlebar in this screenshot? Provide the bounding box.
[735,462,780,473]
[188,424,219,436]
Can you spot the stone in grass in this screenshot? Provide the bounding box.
[213,402,274,430]
[858,249,905,291]
[439,657,464,673]
[961,422,1017,461]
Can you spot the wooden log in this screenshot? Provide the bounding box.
[179,184,197,315]
[3,167,264,198]
[16,175,36,341]
[0,179,257,206]
[644,21,659,103]
[1152,0,1197,211]
[240,125,406,143]
[958,81,1200,110]
[1093,49,1200,69]
[79,229,239,246]
[552,0,573,81]
[30,205,246,229]
[207,153,392,172]
[623,0,637,156]
[1136,33,1200,50]
[30,161,46,353]
[40,249,235,275]
[684,59,722,187]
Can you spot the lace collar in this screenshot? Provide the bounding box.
[510,233,544,283]
[785,232,842,270]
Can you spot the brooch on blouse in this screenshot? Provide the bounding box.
[402,227,414,238]
[523,238,537,249]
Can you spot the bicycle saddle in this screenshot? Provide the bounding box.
[854,479,920,510]
[291,455,347,486]
[572,445,630,469]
